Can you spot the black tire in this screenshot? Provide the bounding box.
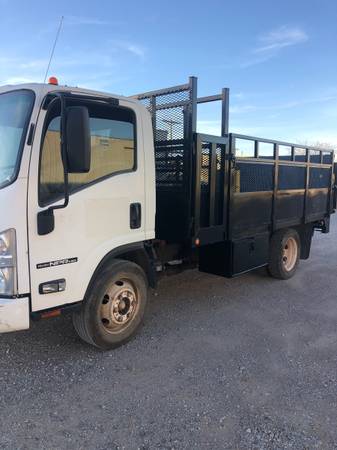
[268,228,300,280]
[73,259,148,350]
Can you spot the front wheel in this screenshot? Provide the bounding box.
[73,259,148,350]
[268,228,300,280]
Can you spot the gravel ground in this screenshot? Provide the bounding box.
[1,221,337,450]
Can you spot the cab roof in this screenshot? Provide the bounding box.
[0,82,140,106]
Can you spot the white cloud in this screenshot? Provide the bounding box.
[270,94,337,111]
[126,44,145,58]
[0,57,16,65]
[229,124,337,147]
[240,25,309,67]
[19,59,48,70]
[65,16,111,26]
[197,120,221,135]
[254,25,308,54]
[295,132,337,148]
[36,16,125,40]
[109,40,146,59]
[232,92,245,100]
[240,54,275,68]
[229,104,256,114]
[225,92,337,117]
[2,76,36,85]
[0,37,146,85]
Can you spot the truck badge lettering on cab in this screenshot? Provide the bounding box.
[36,258,78,270]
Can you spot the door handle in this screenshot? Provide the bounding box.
[130,203,141,229]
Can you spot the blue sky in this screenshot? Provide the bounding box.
[0,0,336,146]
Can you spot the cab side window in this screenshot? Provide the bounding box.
[39,103,136,205]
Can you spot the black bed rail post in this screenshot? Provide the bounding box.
[271,143,279,231]
[194,134,202,237]
[187,76,198,236]
[209,142,217,226]
[227,133,235,241]
[291,145,295,161]
[254,140,259,158]
[150,95,156,139]
[329,151,335,213]
[221,88,229,137]
[189,77,198,134]
[221,88,230,238]
[303,148,310,223]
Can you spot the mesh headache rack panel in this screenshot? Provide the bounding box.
[132,77,196,189]
[132,78,197,241]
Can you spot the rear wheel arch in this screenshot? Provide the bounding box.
[293,224,314,260]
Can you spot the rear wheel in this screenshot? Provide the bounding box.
[73,259,148,350]
[268,228,300,280]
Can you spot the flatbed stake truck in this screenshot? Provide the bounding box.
[0,77,335,349]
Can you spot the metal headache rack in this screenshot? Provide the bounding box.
[133,77,335,251]
[133,77,230,242]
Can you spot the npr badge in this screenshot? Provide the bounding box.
[36,257,78,269]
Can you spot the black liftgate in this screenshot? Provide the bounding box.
[133,77,335,277]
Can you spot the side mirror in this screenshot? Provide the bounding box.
[66,106,91,173]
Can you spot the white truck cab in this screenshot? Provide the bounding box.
[0,81,155,348]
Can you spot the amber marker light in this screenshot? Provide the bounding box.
[48,76,59,85]
[41,309,61,319]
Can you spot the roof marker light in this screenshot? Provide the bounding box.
[48,76,59,85]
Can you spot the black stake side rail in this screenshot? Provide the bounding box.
[228,133,335,239]
[193,132,335,245]
[230,133,335,159]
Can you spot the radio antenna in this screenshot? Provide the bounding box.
[43,16,64,83]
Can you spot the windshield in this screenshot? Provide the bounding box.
[0,90,35,189]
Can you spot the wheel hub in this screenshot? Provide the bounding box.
[282,237,297,272]
[100,280,138,333]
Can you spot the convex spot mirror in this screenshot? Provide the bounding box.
[66,106,91,173]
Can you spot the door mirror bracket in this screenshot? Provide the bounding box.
[37,94,91,235]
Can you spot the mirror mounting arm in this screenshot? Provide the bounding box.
[38,93,69,235]
[53,93,70,211]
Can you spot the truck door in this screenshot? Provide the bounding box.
[28,96,147,312]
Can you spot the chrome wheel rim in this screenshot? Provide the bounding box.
[282,237,298,272]
[100,279,139,334]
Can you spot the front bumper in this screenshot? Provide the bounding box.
[0,297,30,333]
